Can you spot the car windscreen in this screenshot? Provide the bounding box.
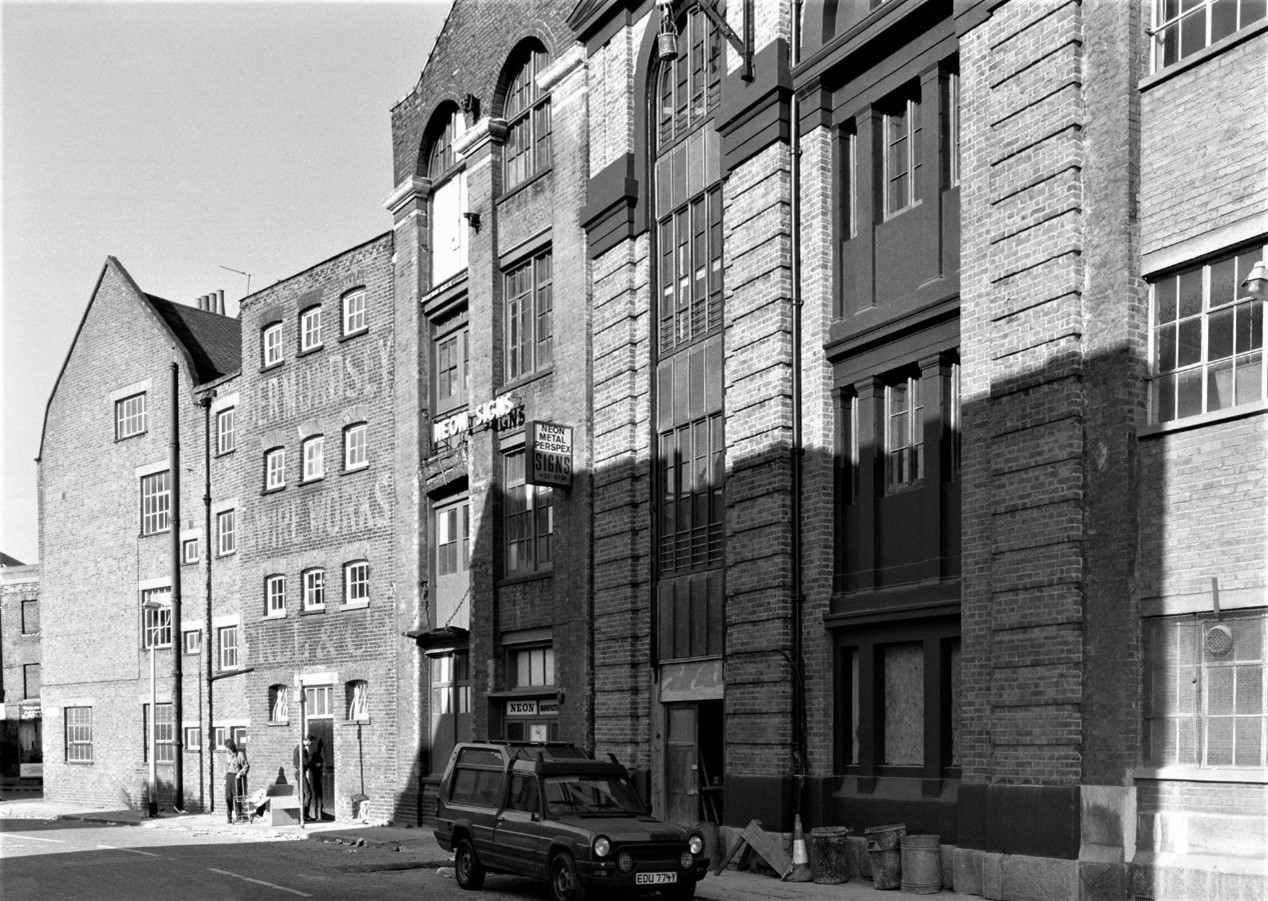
[543,774,645,816]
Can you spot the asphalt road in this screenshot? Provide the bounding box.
[0,818,552,901]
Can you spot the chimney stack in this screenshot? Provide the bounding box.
[216,289,225,315]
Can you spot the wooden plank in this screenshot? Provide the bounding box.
[741,819,793,877]
[711,823,752,875]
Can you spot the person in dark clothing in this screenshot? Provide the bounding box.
[224,739,248,823]
[293,734,325,820]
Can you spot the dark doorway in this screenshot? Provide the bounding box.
[309,718,334,821]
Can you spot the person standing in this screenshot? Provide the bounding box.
[224,739,248,824]
[304,734,325,820]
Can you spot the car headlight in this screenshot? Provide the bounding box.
[593,836,611,858]
[688,834,704,856]
[680,850,695,869]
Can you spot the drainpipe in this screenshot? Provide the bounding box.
[199,391,215,812]
[170,363,185,811]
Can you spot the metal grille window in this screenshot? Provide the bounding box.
[344,423,368,470]
[218,625,239,671]
[505,250,553,381]
[270,685,289,723]
[504,46,551,189]
[115,393,147,439]
[265,447,286,490]
[344,560,370,604]
[217,509,236,556]
[300,306,322,351]
[1150,246,1266,423]
[504,449,554,575]
[143,703,176,764]
[66,707,93,763]
[347,680,370,722]
[262,322,283,367]
[885,374,924,490]
[343,289,367,336]
[303,436,324,481]
[216,407,236,455]
[883,87,922,218]
[437,502,470,576]
[510,646,554,689]
[303,568,325,610]
[265,575,286,616]
[1152,0,1267,71]
[140,471,170,535]
[142,587,172,649]
[1147,612,1267,768]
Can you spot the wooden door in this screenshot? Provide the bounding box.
[665,704,698,825]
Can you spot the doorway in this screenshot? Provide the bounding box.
[308,718,334,821]
[664,700,724,826]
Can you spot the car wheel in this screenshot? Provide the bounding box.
[454,838,486,890]
[549,852,588,901]
[663,879,697,900]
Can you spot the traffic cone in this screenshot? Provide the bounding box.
[785,813,814,882]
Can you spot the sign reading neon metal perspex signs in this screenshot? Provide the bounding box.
[527,420,573,488]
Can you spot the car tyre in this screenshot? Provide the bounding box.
[454,837,486,890]
[549,852,588,901]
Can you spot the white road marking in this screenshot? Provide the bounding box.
[97,843,162,857]
[207,867,313,897]
[0,833,64,843]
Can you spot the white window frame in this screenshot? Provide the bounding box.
[140,470,171,536]
[344,423,368,471]
[1152,0,1267,73]
[265,575,287,617]
[184,725,201,750]
[217,509,236,556]
[302,435,324,481]
[303,568,326,611]
[504,448,554,575]
[343,289,367,336]
[884,374,924,490]
[115,393,147,440]
[182,538,199,564]
[216,407,236,455]
[218,624,240,671]
[304,684,333,718]
[883,90,922,219]
[265,447,286,490]
[141,587,173,649]
[66,706,93,763]
[300,306,323,352]
[144,702,176,765]
[344,560,370,606]
[183,630,202,655]
[262,322,283,368]
[510,645,555,689]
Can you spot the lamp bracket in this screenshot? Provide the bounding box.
[693,0,754,82]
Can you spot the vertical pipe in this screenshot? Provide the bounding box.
[149,641,157,816]
[170,363,184,810]
[789,0,807,785]
[200,392,214,812]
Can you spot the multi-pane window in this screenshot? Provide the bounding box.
[217,509,236,556]
[504,449,553,574]
[1147,612,1267,768]
[143,703,176,764]
[300,306,323,352]
[184,726,201,750]
[656,142,722,354]
[437,501,470,576]
[347,680,370,722]
[1152,0,1267,72]
[140,471,171,535]
[115,393,147,439]
[262,322,283,367]
[435,324,469,414]
[344,561,370,604]
[270,685,289,723]
[265,447,286,490]
[505,250,553,380]
[218,625,239,670]
[142,587,172,649]
[344,423,368,470]
[66,707,93,762]
[213,725,247,751]
[21,598,38,634]
[183,629,201,654]
[1150,246,1266,422]
[303,568,325,611]
[504,46,552,189]
[432,652,472,716]
[943,69,960,188]
[429,107,468,286]
[656,6,722,146]
[303,685,332,717]
[885,374,924,489]
[883,87,922,218]
[265,574,286,616]
[509,646,555,689]
[182,538,198,564]
[216,407,236,455]
[841,126,857,240]
[24,663,40,699]
[303,436,324,481]
[343,289,367,336]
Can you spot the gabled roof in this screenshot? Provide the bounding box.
[145,294,241,383]
[0,551,26,568]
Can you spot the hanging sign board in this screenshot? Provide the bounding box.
[526,421,573,488]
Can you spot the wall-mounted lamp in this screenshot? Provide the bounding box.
[657,0,754,82]
[656,0,679,63]
[463,210,481,231]
[1242,260,1267,297]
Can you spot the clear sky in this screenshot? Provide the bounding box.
[1,0,451,564]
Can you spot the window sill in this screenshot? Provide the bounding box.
[497,570,553,588]
[262,486,286,496]
[140,529,172,539]
[501,366,554,393]
[261,361,285,373]
[882,198,923,224]
[300,607,326,616]
[499,167,552,204]
[115,432,147,443]
[216,551,237,558]
[341,464,370,476]
[338,328,370,344]
[267,720,290,728]
[342,599,370,611]
[298,344,324,358]
[1140,19,1268,91]
[214,449,236,459]
[1139,399,1268,438]
[299,476,325,487]
[264,611,287,621]
[1132,766,1268,784]
[343,719,372,727]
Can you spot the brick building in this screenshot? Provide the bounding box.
[1,560,41,782]
[38,259,243,812]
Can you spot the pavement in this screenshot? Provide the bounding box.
[0,789,976,900]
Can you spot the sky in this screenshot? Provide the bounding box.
[1,0,451,564]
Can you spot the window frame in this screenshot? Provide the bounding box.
[882,88,923,220]
[264,447,286,491]
[303,568,326,612]
[503,447,554,576]
[141,587,173,649]
[265,574,287,617]
[270,685,290,723]
[508,644,555,690]
[347,680,370,722]
[342,288,368,337]
[434,321,470,415]
[182,538,199,564]
[216,407,236,455]
[300,305,323,353]
[1152,0,1268,72]
[140,470,171,536]
[883,372,925,491]
[427,106,469,287]
[504,249,554,382]
[183,629,202,655]
[143,702,176,765]
[344,560,370,606]
[436,499,471,577]
[503,45,552,190]
[65,706,93,763]
[115,392,147,440]
[302,435,325,482]
[344,422,368,471]
[262,322,284,368]
[216,509,236,556]
[21,598,39,635]
[23,663,40,699]
[218,624,240,671]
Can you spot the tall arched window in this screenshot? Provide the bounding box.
[503,45,551,189]
[426,106,468,286]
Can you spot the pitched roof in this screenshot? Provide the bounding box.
[144,294,241,383]
[0,551,26,568]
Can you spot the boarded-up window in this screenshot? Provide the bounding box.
[882,642,924,766]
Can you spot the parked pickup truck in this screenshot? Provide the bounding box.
[434,741,709,900]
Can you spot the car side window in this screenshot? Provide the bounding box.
[449,765,502,807]
[506,773,541,814]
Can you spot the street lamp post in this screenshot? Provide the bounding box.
[142,597,162,818]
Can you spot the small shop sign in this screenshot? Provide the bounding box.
[526,421,573,488]
[505,698,560,717]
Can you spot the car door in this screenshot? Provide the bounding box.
[493,772,547,877]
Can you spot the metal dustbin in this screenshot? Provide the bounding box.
[864,823,907,890]
[899,833,942,894]
[808,826,851,884]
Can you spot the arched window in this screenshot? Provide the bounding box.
[269,685,289,723]
[426,106,468,286]
[503,45,551,189]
